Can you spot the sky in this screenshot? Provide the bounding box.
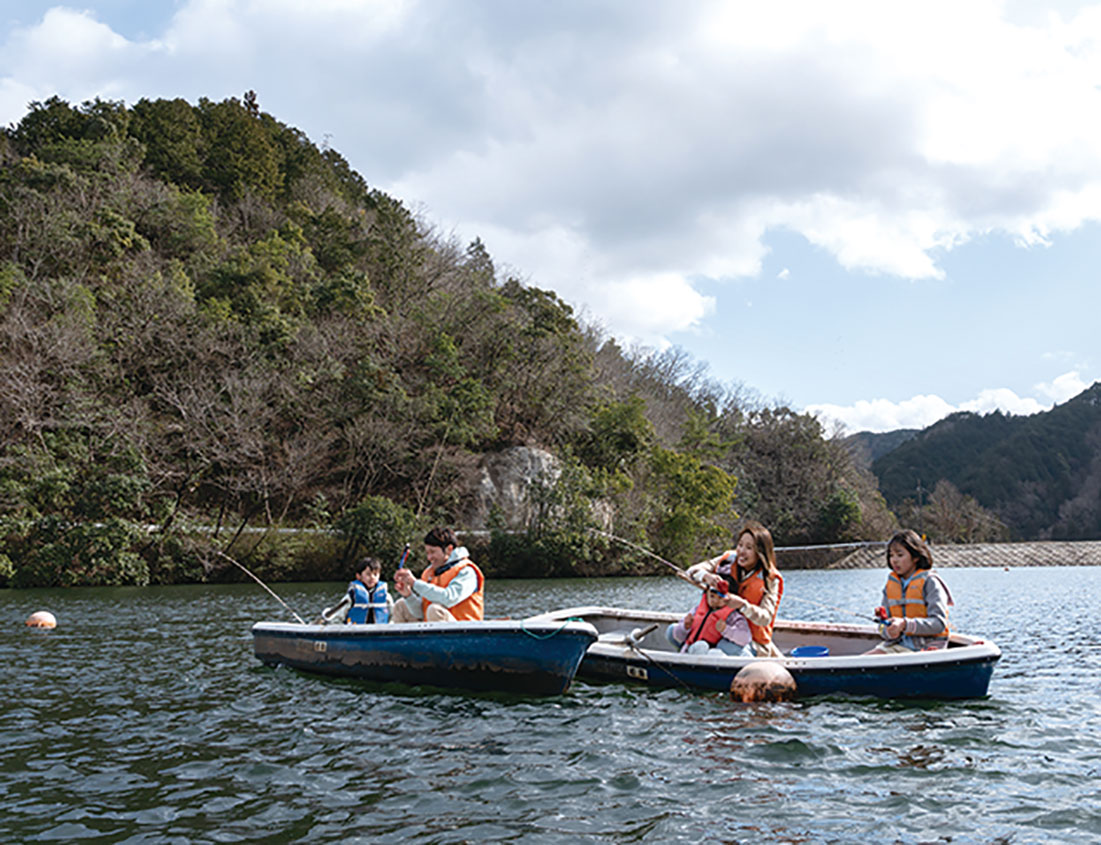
[1,0,1099,433]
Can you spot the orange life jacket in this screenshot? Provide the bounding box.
[885,570,948,637]
[737,568,783,646]
[685,593,736,648]
[420,558,485,621]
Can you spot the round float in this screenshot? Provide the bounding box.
[25,611,57,629]
[729,661,796,702]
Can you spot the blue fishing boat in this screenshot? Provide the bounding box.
[251,617,599,696]
[531,606,1001,699]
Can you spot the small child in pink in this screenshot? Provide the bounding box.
[666,581,754,656]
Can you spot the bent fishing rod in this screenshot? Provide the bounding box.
[589,528,704,590]
[215,549,306,624]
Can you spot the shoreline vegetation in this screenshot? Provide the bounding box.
[2,94,1093,590]
[6,531,1098,593]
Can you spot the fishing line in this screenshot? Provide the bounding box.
[396,411,457,576]
[216,549,306,624]
[780,593,877,623]
[414,410,456,521]
[589,528,703,590]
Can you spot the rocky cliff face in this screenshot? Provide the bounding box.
[463,446,562,531]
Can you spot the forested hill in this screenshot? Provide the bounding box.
[871,382,1101,540]
[0,94,894,588]
[843,428,918,468]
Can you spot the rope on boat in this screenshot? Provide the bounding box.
[520,617,582,639]
[626,642,693,692]
[607,623,693,692]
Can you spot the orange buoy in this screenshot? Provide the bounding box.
[25,611,57,629]
[729,661,795,703]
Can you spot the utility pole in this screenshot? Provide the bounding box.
[916,478,925,538]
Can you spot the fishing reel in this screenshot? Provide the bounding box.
[316,594,352,625]
[626,623,659,647]
[874,605,890,637]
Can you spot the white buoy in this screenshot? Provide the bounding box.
[729,661,795,703]
[25,611,57,629]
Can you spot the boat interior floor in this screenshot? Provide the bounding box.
[590,616,968,658]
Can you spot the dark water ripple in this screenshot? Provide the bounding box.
[3,567,1100,843]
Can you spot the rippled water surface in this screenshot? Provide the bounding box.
[3,567,1100,844]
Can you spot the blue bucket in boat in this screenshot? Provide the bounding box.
[790,645,829,658]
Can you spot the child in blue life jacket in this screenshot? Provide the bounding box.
[346,557,391,624]
[666,580,754,656]
[867,529,953,654]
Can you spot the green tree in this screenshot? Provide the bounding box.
[130,97,205,187]
[646,446,737,563]
[816,486,862,541]
[197,97,283,201]
[333,495,417,565]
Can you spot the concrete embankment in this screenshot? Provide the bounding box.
[776,540,1101,570]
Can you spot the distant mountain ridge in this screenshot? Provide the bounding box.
[867,382,1101,540]
[842,428,919,469]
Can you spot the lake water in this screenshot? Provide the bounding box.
[2,566,1099,844]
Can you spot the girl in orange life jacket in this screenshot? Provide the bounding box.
[665,580,754,656]
[685,520,785,657]
[866,529,953,655]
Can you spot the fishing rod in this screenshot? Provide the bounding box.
[215,549,306,624]
[589,528,704,590]
[781,593,880,623]
[395,411,456,578]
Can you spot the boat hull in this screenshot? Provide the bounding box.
[531,607,1001,700]
[251,618,599,696]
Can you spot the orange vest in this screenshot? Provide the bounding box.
[420,559,485,621]
[737,569,783,646]
[885,570,948,637]
[685,594,736,648]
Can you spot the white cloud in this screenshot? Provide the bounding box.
[369,1,1101,341]
[807,394,957,434]
[958,388,1046,417]
[809,371,1095,434]
[0,77,38,129]
[586,272,715,343]
[1036,370,1088,403]
[1,8,151,101]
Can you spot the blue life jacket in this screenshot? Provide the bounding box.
[347,580,389,624]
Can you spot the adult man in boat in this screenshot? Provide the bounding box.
[390,527,485,623]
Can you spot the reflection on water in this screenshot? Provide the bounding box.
[2,567,1100,843]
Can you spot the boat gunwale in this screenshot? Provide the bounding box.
[531,605,1002,670]
[251,618,600,640]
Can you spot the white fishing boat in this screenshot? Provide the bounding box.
[531,606,1001,699]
